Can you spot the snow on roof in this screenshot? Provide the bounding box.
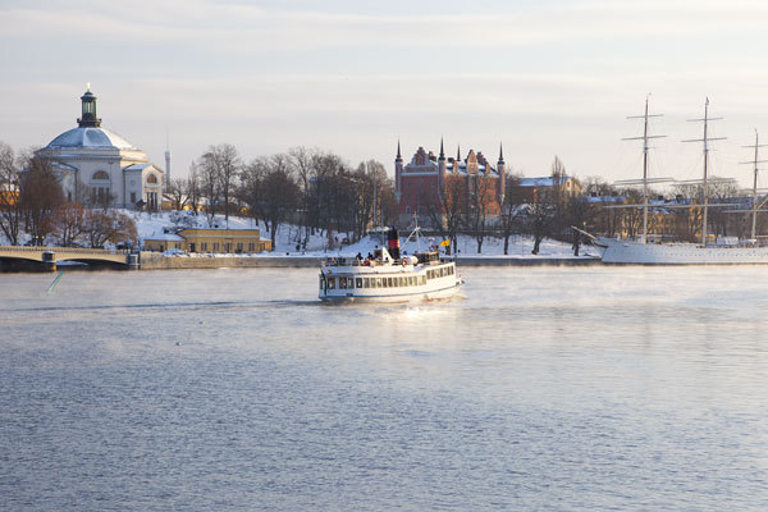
[516,177,570,187]
[144,233,185,242]
[46,127,138,151]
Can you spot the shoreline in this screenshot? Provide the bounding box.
[0,251,603,272]
[139,252,602,270]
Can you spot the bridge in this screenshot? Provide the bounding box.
[0,246,138,271]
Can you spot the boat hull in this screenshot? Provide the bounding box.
[319,280,462,303]
[598,237,768,265]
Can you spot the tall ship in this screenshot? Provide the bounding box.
[319,227,463,303]
[598,98,768,265]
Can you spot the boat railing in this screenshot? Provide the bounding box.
[324,257,381,267]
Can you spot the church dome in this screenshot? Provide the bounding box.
[46,126,138,151]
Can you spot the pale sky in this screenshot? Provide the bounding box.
[3,0,768,189]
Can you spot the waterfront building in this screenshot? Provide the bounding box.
[35,86,164,210]
[506,175,582,205]
[395,140,506,227]
[143,228,272,254]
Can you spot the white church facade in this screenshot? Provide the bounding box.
[35,86,165,210]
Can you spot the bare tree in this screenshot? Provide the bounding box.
[194,144,242,225]
[19,156,65,245]
[352,160,391,240]
[525,157,566,255]
[424,175,466,255]
[261,154,300,246]
[463,175,497,254]
[288,146,320,247]
[83,210,137,248]
[186,165,201,215]
[0,141,23,245]
[498,171,526,255]
[168,177,190,211]
[55,201,87,247]
[196,150,223,226]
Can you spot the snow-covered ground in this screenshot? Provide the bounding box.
[1,209,599,259]
[135,211,599,259]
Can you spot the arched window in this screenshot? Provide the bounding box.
[92,170,110,181]
[146,174,158,184]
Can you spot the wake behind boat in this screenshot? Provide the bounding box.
[318,227,463,303]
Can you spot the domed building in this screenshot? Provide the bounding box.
[35,86,164,210]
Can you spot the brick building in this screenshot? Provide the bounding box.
[394,140,506,227]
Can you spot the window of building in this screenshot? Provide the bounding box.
[147,174,158,184]
[248,243,255,252]
[201,242,208,251]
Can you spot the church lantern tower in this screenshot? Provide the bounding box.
[77,84,101,128]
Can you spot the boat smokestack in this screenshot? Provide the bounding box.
[387,227,401,260]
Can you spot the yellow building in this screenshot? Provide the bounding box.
[144,228,272,254]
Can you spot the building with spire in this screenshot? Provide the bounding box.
[35,86,164,210]
[394,140,506,227]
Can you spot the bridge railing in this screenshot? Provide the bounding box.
[0,246,129,256]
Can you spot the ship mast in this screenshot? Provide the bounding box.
[740,129,768,241]
[623,95,665,243]
[684,98,725,247]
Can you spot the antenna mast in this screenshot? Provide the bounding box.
[683,98,726,246]
[623,95,666,244]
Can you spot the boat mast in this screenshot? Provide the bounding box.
[624,95,665,243]
[741,129,767,241]
[684,98,725,247]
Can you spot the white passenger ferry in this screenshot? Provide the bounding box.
[318,228,463,303]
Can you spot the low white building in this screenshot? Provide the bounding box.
[35,86,164,210]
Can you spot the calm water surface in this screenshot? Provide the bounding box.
[2,266,768,511]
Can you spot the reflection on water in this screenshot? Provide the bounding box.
[2,267,768,510]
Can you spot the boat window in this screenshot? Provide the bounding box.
[339,278,347,289]
[319,277,325,290]
[376,277,383,288]
[356,278,363,289]
[328,277,335,289]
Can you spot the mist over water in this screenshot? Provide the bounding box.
[2,267,768,511]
